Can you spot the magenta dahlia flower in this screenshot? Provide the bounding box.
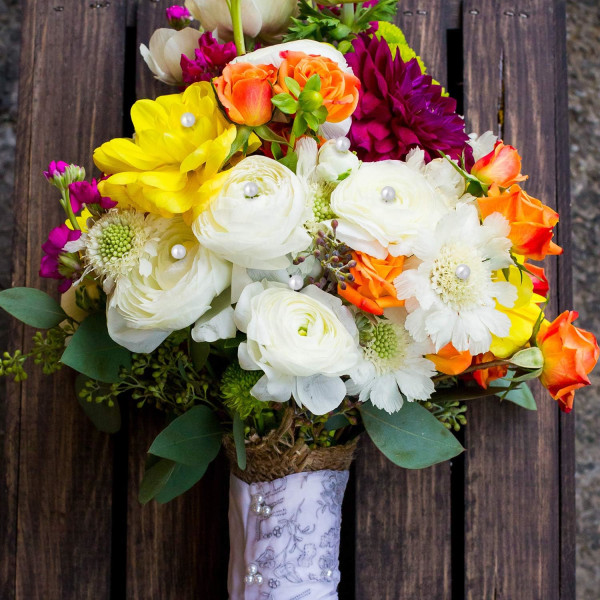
[346,34,469,163]
[181,32,237,85]
[40,225,82,293]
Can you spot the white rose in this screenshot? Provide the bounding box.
[140,27,201,86]
[192,155,311,270]
[316,139,360,183]
[235,282,362,414]
[186,0,296,40]
[330,160,450,258]
[107,215,231,353]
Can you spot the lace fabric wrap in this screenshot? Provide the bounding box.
[228,469,349,600]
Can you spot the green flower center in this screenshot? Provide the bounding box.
[221,363,264,419]
[370,323,400,360]
[311,183,336,222]
[99,223,134,261]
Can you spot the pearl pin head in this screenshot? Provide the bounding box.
[455,264,471,280]
[170,244,187,260]
[288,274,304,291]
[381,185,396,203]
[180,112,196,128]
[335,136,351,152]
[243,181,259,198]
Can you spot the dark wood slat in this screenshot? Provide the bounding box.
[462,1,568,597]
[5,1,127,597]
[355,4,453,598]
[125,4,230,598]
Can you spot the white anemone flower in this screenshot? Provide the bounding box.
[346,317,436,413]
[107,215,231,353]
[140,27,201,86]
[234,282,362,414]
[395,204,517,355]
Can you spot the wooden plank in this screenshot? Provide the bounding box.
[354,3,453,598]
[462,1,567,597]
[125,3,230,598]
[5,1,127,598]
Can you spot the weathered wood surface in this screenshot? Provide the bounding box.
[0,1,573,598]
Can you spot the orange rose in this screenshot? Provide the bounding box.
[478,184,563,260]
[426,343,472,375]
[537,311,599,413]
[471,141,528,188]
[472,352,508,389]
[337,251,404,315]
[525,261,549,298]
[275,51,360,123]
[214,62,277,127]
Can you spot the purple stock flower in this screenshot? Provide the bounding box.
[345,34,469,163]
[69,178,117,213]
[166,5,193,30]
[43,160,69,181]
[181,32,237,85]
[40,225,82,293]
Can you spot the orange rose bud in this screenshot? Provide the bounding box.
[472,352,508,389]
[275,51,360,123]
[537,311,599,413]
[426,343,472,376]
[214,62,277,127]
[525,261,549,298]
[471,141,528,188]
[478,184,563,260]
[337,251,404,315]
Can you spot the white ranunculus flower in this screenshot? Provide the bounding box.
[192,155,311,270]
[235,282,362,414]
[316,139,360,183]
[468,130,497,161]
[107,215,231,353]
[330,160,450,259]
[140,27,201,86]
[186,0,296,41]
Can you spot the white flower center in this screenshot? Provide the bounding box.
[364,323,411,374]
[429,244,488,310]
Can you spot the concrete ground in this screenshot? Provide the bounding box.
[0,1,598,596]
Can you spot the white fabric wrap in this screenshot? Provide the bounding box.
[228,470,349,599]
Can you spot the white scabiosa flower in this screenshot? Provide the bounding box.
[330,160,449,259]
[107,215,231,353]
[234,282,362,414]
[192,155,311,270]
[347,317,436,413]
[395,204,517,355]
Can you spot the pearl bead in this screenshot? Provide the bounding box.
[252,494,265,505]
[261,505,272,517]
[254,574,264,585]
[322,569,333,578]
[335,136,351,152]
[170,244,187,260]
[381,186,396,202]
[251,503,262,514]
[243,182,259,198]
[244,574,255,585]
[288,274,304,291]
[455,264,471,280]
[247,564,258,576]
[180,112,196,127]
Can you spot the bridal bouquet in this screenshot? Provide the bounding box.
[2,1,597,597]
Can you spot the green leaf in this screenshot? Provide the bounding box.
[149,405,222,467]
[509,368,543,383]
[233,413,247,471]
[360,401,464,469]
[279,150,299,173]
[223,125,253,164]
[190,341,210,372]
[271,142,283,160]
[0,287,67,329]
[154,461,209,504]
[61,312,131,383]
[491,377,537,410]
[324,413,349,431]
[304,73,322,92]
[254,125,289,144]
[272,93,298,115]
[303,112,320,132]
[138,456,176,504]
[74,374,121,433]
[224,333,246,349]
[284,77,301,98]
[509,347,544,370]
[292,114,308,139]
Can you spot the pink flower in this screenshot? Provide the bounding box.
[181,32,237,85]
[40,225,82,293]
[69,179,117,213]
[43,160,69,181]
[166,5,192,30]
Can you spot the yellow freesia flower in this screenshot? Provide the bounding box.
[490,265,545,358]
[93,82,255,218]
[66,207,93,232]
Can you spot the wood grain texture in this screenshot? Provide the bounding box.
[354,5,453,598]
[462,1,570,598]
[5,1,128,598]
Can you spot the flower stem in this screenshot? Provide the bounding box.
[230,0,246,56]
[340,3,355,27]
[432,359,512,383]
[60,191,81,230]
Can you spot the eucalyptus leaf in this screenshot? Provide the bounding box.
[361,401,464,469]
[61,312,131,383]
[0,287,67,329]
[155,461,210,504]
[190,341,210,371]
[149,405,222,467]
[138,456,176,504]
[324,413,349,431]
[74,374,121,433]
[491,377,537,410]
[233,413,247,471]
